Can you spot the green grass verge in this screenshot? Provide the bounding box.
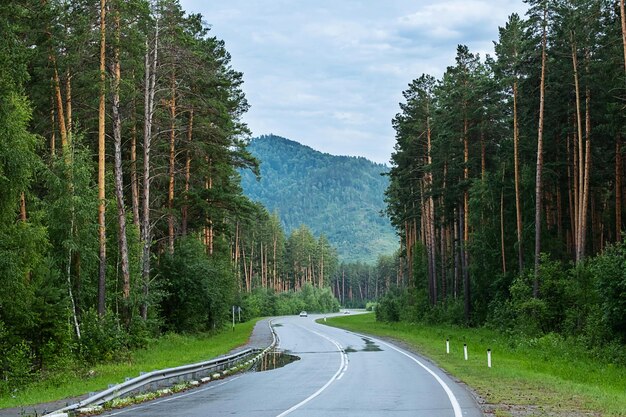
[323,313,626,417]
[0,319,263,409]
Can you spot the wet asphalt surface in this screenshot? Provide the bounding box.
[94,314,483,417]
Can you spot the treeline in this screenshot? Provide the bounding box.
[382,0,626,355]
[0,0,341,395]
[236,208,340,293]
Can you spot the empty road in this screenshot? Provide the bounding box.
[100,314,482,417]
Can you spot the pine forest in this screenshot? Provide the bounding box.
[2,0,626,403]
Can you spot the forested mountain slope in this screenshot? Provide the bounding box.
[240,135,398,262]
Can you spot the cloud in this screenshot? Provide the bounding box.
[180,0,529,164]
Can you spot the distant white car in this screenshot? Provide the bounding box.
[344,310,350,314]
[299,311,308,317]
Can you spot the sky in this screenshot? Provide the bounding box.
[179,0,529,165]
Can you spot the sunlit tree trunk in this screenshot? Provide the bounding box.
[579,56,591,260]
[97,0,107,317]
[141,19,159,320]
[534,6,547,297]
[130,86,140,228]
[617,137,623,242]
[182,109,193,236]
[49,94,56,156]
[167,71,177,254]
[615,0,626,242]
[513,78,523,272]
[51,59,67,151]
[112,6,130,302]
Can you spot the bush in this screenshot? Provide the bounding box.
[158,236,235,333]
[591,242,626,342]
[0,320,34,396]
[78,309,131,364]
[375,287,404,322]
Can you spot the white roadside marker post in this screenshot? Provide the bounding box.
[446,339,450,354]
[464,343,468,361]
[487,349,492,368]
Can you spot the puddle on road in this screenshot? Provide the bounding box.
[362,338,382,352]
[254,350,300,372]
[344,338,383,353]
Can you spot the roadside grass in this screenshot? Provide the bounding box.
[0,319,262,409]
[323,313,626,417]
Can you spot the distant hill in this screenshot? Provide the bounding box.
[240,134,398,263]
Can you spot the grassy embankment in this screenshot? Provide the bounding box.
[324,313,626,417]
[0,319,263,409]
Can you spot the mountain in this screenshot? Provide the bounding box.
[240,134,398,263]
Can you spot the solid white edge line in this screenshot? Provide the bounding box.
[275,327,347,417]
[374,338,463,417]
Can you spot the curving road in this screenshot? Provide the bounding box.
[100,314,482,417]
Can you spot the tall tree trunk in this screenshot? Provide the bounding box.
[182,109,193,236]
[501,167,507,275]
[460,203,470,322]
[615,0,626,242]
[426,103,437,303]
[141,19,159,320]
[112,6,130,303]
[51,59,68,151]
[513,79,523,272]
[617,137,623,242]
[273,234,277,290]
[65,72,72,144]
[167,71,177,254]
[49,94,56,156]
[533,6,547,297]
[97,0,107,317]
[480,126,486,180]
[579,59,592,260]
[204,158,214,255]
[572,34,584,262]
[130,86,140,228]
[20,193,27,221]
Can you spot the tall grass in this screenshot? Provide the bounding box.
[324,313,626,416]
[0,319,262,408]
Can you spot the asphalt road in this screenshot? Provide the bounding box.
[99,314,482,417]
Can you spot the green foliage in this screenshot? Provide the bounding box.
[158,236,236,333]
[78,310,130,364]
[239,284,340,319]
[375,287,404,322]
[0,320,34,396]
[592,242,626,341]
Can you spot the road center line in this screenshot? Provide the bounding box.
[275,326,347,417]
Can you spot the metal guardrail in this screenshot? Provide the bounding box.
[45,320,278,416]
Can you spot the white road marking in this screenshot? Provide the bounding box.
[275,326,348,417]
[374,338,463,417]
